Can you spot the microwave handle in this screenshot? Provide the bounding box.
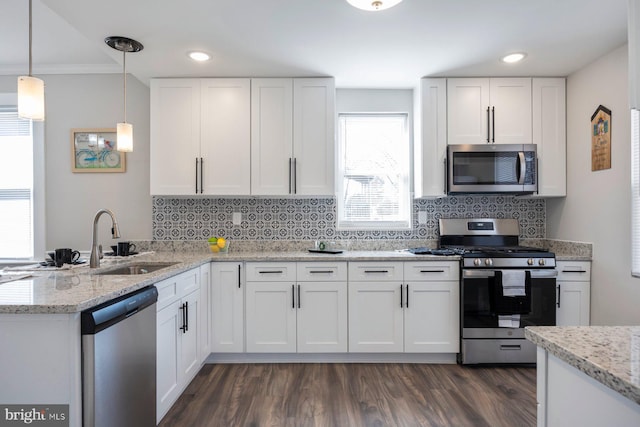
[518,151,526,185]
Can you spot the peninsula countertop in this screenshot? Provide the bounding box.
[525,326,640,405]
[0,250,457,314]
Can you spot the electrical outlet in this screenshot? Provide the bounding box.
[418,211,427,224]
[232,212,242,225]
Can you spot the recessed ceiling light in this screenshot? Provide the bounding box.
[501,53,527,64]
[347,0,403,11]
[188,51,211,62]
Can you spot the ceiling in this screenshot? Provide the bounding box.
[0,0,630,88]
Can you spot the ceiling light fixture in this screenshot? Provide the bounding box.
[501,52,527,64]
[188,51,211,62]
[105,36,143,153]
[347,0,403,11]
[18,0,45,121]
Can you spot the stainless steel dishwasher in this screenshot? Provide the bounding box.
[81,285,158,427]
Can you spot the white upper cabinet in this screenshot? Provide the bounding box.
[414,78,447,198]
[150,78,251,196]
[251,78,335,196]
[250,78,294,195]
[150,79,201,195]
[200,79,251,195]
[533,78,566,197]
[293,78,336,196]
[447,78,532,145]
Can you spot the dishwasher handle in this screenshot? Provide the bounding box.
[81,286,158,335]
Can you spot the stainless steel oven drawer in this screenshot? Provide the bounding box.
[461,338,536,364]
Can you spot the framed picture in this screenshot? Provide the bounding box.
[591,105,611,171]
[71,128,125,173]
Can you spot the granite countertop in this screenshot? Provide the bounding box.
[525,326,640,405]
[0,250,457,314]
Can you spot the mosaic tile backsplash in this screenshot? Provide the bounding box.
[152,195,546,241]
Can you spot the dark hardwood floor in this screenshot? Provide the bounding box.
[159,363,536,427]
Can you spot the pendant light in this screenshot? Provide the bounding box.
[18,0,45,121]
[347,0,403,11]
[105,36,143,152]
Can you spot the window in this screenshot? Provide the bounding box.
[632,109,640,277]
[337,113,411,230]
[0,106,34,259]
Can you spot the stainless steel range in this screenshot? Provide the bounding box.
[438,218,557,365]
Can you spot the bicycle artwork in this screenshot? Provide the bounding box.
[71,128,126,173]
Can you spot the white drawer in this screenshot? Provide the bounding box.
[404,261,459,281]
[556,261,591,281]
[245,262,297,282]
[155,276,180,311]
[348,261,404,281]
[297,262,347,282]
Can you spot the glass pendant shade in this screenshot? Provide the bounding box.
[117,122,133,152]
[17,76,45,122]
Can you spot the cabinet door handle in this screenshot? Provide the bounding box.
[195,158,199,194]
[491,106,495,143]
[293,158,297,194]
[297,284,301,309]
[179,302,187,333]
[238,264,241,288]
[364,270,389,274]
[486,106,490,143]
[406,284,409,308]
[557,284,561,308]
[292,284,295,309]
[400,284,403,308]
[288,158,292,194]
[419,270,445,273]
[200,158,204,194]
[185,301,189,332]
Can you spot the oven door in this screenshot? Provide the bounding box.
[461,268,557,339]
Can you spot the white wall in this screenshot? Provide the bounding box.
[547,44,640,325]
[0,74,152,254]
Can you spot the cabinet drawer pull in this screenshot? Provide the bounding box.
[258,270,284,274]
[561,269,587,273]
[364,270,389,274]
[500,344,521,351]
[419,270,445,273]
[309,270,334,274]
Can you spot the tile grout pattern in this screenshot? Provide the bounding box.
[152,195,546,241]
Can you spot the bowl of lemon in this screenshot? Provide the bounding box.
[208,236,229,254]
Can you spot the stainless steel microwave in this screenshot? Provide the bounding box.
[446,144,537,194]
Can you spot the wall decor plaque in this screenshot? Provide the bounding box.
[591,105,611,171]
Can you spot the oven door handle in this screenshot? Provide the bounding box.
[463,269,558,279]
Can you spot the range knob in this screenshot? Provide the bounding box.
[538,258,546,266]
[527,258,534,266]
[484,258,493,267]
[474,258,481,266]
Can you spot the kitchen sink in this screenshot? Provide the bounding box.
[95,262,178,275]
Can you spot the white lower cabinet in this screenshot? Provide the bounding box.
[556,261,591,326]
[348,261,459,353]
[245,262,347,353]
[156,267,202,423]
[211,262,245,352]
